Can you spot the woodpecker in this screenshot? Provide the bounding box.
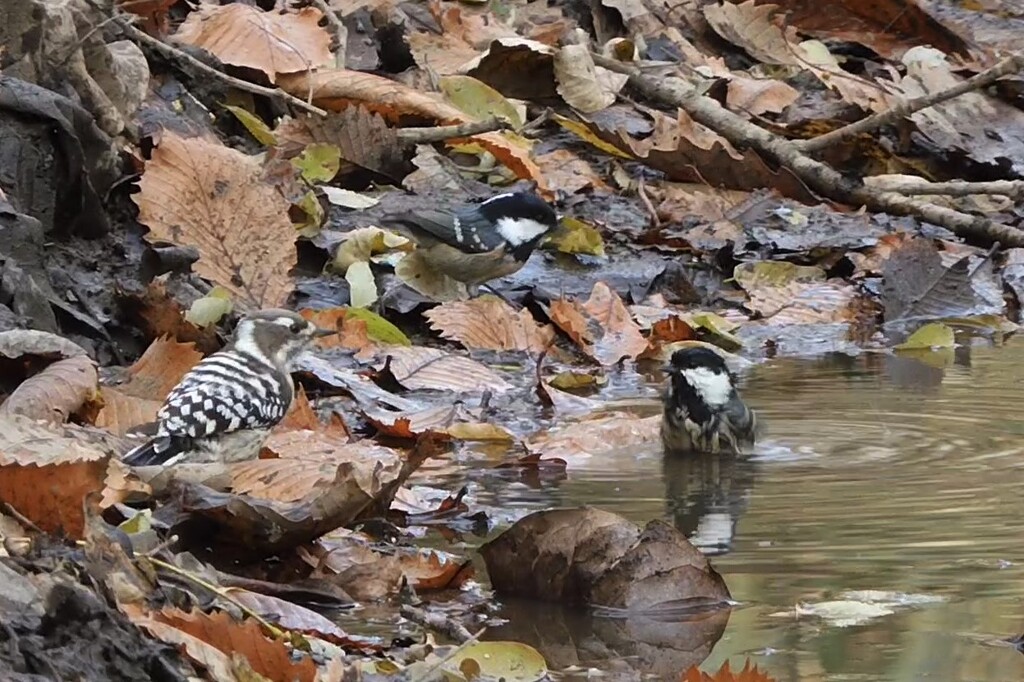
[661,347,757,455]
[121,309,332,466]
[382,191,558,295]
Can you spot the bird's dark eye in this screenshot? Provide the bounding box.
[290,322,304,333]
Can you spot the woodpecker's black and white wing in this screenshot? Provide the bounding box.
[122,352,291,466]
[383,206,507,254]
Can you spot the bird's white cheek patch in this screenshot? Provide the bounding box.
[496,217,550,245]
[681,367,733,407]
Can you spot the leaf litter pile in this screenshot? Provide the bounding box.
[1,0,1024,678]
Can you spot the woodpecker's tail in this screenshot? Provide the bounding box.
[122,435,184,467]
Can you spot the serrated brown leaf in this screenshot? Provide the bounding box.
[173,4,332,83]
[0,415,111,538]
[682,659,777,682]
[425,297,556,354]
[0,355,98,425]
[134,131,297,308]
[304,107,403,179]
[120,281,220,353]
[550,282,649,364]
[364,403,513,441]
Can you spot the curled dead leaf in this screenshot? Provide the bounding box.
[0,355,98,425]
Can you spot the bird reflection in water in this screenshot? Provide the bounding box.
[662,451,756,556]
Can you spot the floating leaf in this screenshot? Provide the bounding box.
[441,641,548,682]
[894,322,955,350]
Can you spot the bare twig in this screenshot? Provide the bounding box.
[797,54,1024,153]
[148,557,285,639]
[636,175,661,229]
[400,603,475,643]
[0,502,43,534]
[591,52,1024,247]
[864,177,1024,199]
[308,0,347,69]
[116,17,328,117]
[397,118,508,144]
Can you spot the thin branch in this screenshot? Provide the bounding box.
[400,604,475,643]
[397,117,509,144]
[148,557,285,639]
[116,17,328,117]
[797,54,1024,153]
[864,177,1024,199]
[591,52,1024,247]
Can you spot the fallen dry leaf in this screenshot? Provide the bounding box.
[553,44,627,113]
[364,403,514,441]
[425,297,556,354]
[223,588,370,648]
[733,262,862,324]
[378,346,513,393]
[120,281,220,353]
[303,531,404,600]
[682,659,778,682]
[550,281,649,364]
[173,4,333,83]
[0,355,98,425]
[395,548,475,591]
[528,412,660,464]
[0,415,111,538]
[134,131,298,308]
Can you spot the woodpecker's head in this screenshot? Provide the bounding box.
[665,347,737,410]
[231,309,333,369]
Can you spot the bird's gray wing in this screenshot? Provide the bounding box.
[382,208,505,254]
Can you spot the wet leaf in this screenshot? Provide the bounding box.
[546,217,606,256]
[894,322,955,350]
[441,641,548,682]
[174,4,332,83]
[440,75,523,128]
[481,508,731,610]
[682,659,778,682]
[223,105,277,146]
[528,413,660,464]
[223,588,361,646]
[291,143,342,183]
[426,297,556,354]
[734,262,860,325]
[0,355,98,425]
[549,282,648,364]
[134,131,298,308]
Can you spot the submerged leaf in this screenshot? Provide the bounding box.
[894,322,954,350]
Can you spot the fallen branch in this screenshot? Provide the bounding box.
[592,53,1024,247]
[864,177,1024,199]
[797,54,1024,153]
[400,603,475,643]
[116,17,328,117]
[397,118,508,144]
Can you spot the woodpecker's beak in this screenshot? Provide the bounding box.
[313,326,336,338]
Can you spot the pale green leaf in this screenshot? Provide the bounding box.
[346,260,377,308]
[440,75,523,128]
[441,641,547,682]
[294,190,324,237]
[895,322,955,350]
[291,143,342,183]
[185,287,234,326]
[331,227,410,273]
[345,307,411,345]
[223,104,277,146]
[546,217,605,256]
[320,187,379,209]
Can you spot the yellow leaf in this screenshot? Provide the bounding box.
[184,287,234,326]
[345,260,377,308]
[222,104,277,146]
[440,75,523,128]
[291,142,342,183]
[894,322,955,350]
[553,114,633,159]
[345,308,411,346]
[546,217,605,256]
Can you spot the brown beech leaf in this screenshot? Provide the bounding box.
[364,403,514,441]
[173,4,332,83]
[0,355,98,425]
[527,412,660,465]
[395,548,475,591]
[120,604,237,682]
[94,337,203,435]
[0,415,111,538]
[550,282,648,364]
[223,588,363,647]
[425,297,556,354]
[480,507,731,610]
[379,346,513,393]
[302,531,404,600]
[134,131,297,308]
[120,281,220,353]
[733,262,862,324]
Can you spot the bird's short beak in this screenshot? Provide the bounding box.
[313,326,336,338]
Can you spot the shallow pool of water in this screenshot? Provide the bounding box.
[433,339,1024,681]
